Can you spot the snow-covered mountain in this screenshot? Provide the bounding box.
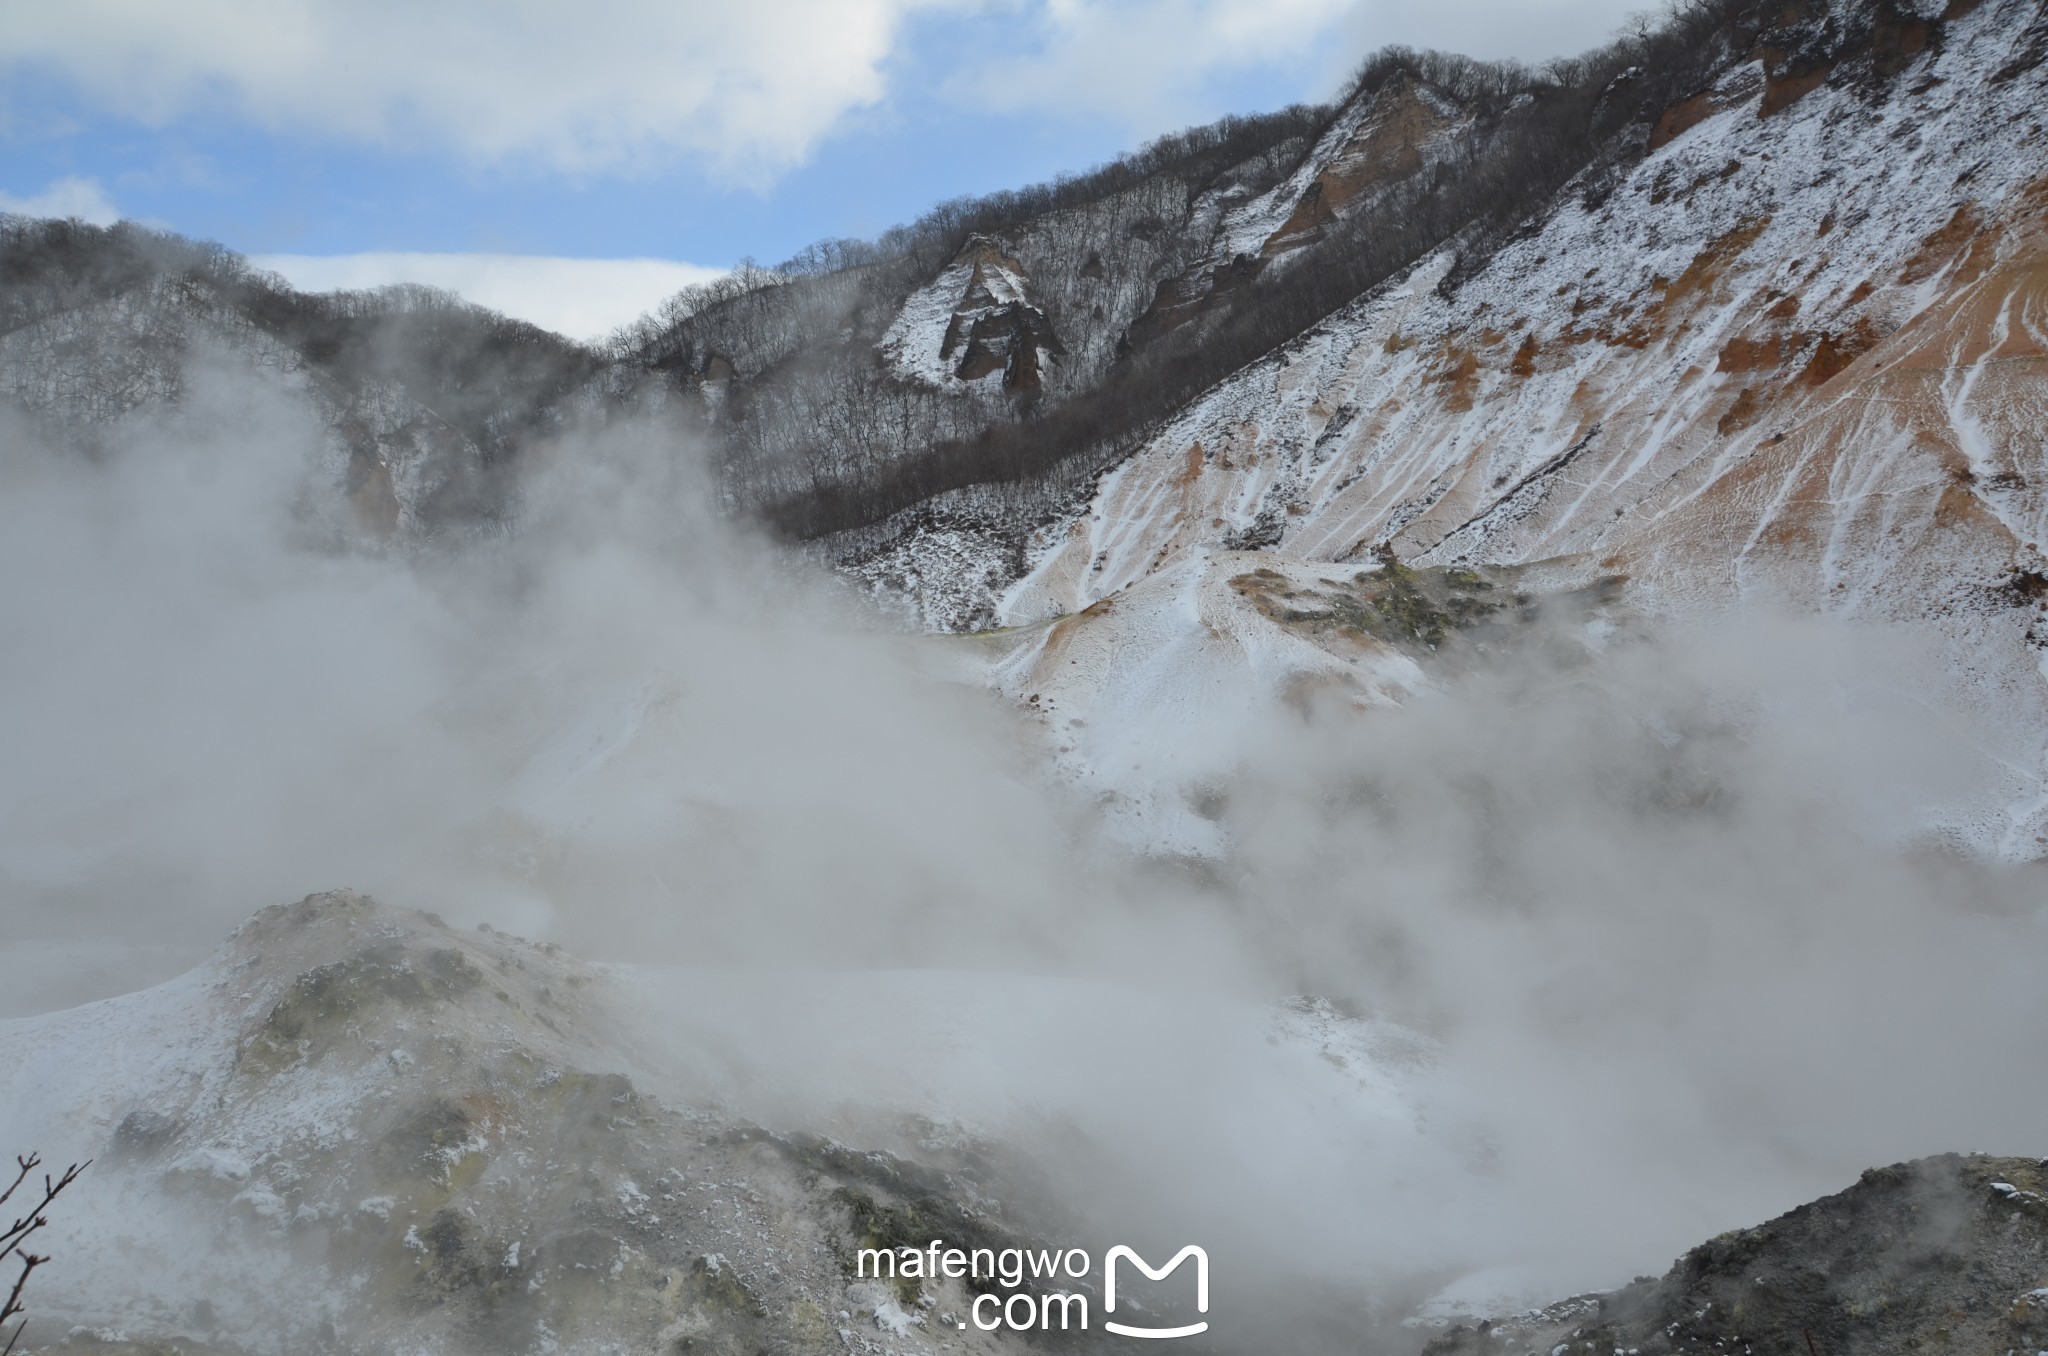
[3,2,2047,1352]
[855,0,2048,854]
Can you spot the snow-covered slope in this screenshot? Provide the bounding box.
[1215,71,1465,265]
[976,0,2048,853]
[879,236,1064,392]
[971,551,1427,853]
[0,276,525,539]
[1122,71,1470,353]
[0,893,1474,1354]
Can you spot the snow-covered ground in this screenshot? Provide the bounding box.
[960,0,2048,856]
[0,894,1496,1352]
[878,238,1044,390]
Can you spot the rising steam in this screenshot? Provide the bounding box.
[1,349,2043,1328]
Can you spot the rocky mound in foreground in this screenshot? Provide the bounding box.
[1424,1153,2048,1356]
[2,892,2039,1355]
[0,892,1059,1355]
[0,892,1464,1355]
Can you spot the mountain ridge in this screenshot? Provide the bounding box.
[6,1,2043,864]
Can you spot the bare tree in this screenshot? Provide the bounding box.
[0,1153,87,1356]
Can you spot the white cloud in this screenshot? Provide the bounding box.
[1,1,1657,185]
[0,0,972,179]
[251,253,726,341]
[953,0,1357,128]
[0,175,120,225]
[1325,0,1652,70]
[949,0,1649,132]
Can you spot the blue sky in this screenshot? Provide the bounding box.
[1,0,1645,338]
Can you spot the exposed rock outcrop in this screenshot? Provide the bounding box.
[882,235,1066,392]
[1424,1154,2048,1356]
[0,893,1052,1355]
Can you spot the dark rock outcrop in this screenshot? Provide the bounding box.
[1425,1154,2048,1356]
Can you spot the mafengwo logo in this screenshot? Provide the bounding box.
[1103,1245,1210,1338]
[857,1241,1210,1337]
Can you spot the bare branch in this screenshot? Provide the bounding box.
[0,1157,37,1214]
[0,1159,84,1263]
[0,1154,86,1356]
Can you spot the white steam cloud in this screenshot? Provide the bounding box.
[0,350,2042,1328]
